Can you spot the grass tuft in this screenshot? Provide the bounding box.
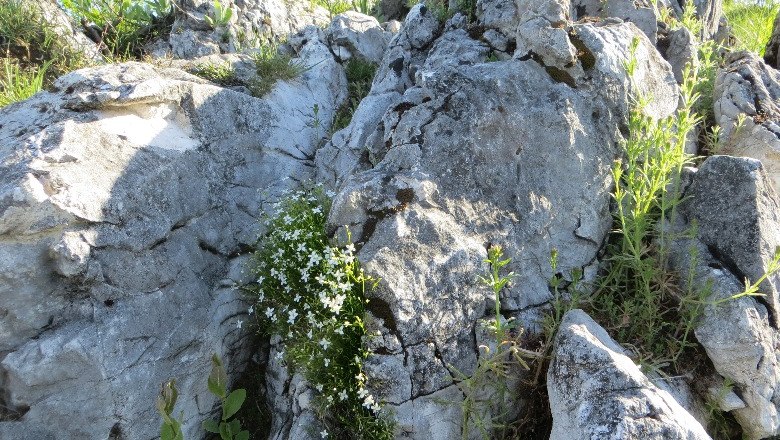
[249,45,305,97]
[332,59,376,133]
[724,0,780,56]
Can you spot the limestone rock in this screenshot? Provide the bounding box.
[314,5,679,434]
[0,28,345,439]
[714,51,780,192]
[668,155,780,439]
[328,12,392,64]
[547,309,712,440]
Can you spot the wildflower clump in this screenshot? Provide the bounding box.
[247,187,393,439]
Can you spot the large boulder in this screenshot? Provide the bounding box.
[713,51,780,192]
[312,3,679,436]
[0,31,346,439]
[668,155,780,440]
[547,309,712,440]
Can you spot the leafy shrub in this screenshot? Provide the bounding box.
[61,0,174,58]
[246,187,394,439]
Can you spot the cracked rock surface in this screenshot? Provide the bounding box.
[0,31,345,439]
[547,309,712,440]
[714,51,780,192]
[311,3,678,436]
[668,156,780,439]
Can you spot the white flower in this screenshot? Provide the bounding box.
[293,294,301,302]
[320,430,328,438]
[256,276,265,285]
[345,243,355,254]
[334,325,344,335]
[307,329,313,338]
[371,402,381,413]
[362,394,375,409]
[326,190,335,198]
[357,388,369,398]
[257,292,265,302]
[265,307,275,318]
[236,319,243,329]
[283,215,293,224]
[288,309,298,324]
[324,358,330,367]
[276,350,284,360]
[316,383,324,392]
[247,306,254,315]
[338,389,348,401]
[319,338,331,350]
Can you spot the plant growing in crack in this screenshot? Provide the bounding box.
[449,245,536,440]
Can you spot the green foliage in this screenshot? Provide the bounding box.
[0,0,87,106]
[246,187,394,439]
[724,0,780,56]
[61,0,173,58]
[249,44,305,96]
[189,62,242,87]
[0,59,50,107]
[203,355,250,440]
[591,37,699,369]
[204,0,234,29]
[157,380,185,440]
[452,245,534,440]
[332,59,376,133]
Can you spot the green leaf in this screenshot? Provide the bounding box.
[161,424,174,440]
[229,419,241,433]
[222,389,246,421]
[203,419,220,433]
[219,421,232,439]
[235,431,250,440]
[208,354,228,398]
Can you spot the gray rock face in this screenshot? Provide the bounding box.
[571,0,658,42]
[0,29,345,439]
[312,3,679,435]
[659,26,697,84]
[156,0,331,59]
[547,309,712,440]
[714,51,780,192]
[327,12,393,64]
[668,155,780,440]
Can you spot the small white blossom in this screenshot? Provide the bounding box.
[247,306,254,315]
[256,276,265,285]
[320,430,328,438]
[288,309,298,324]
[338,389,348,401]
[324,358,330,367]
[265,307,275,318]
[236,319,243,329]
[319,338,331,350]
[316,383,324,392]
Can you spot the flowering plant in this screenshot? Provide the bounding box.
[246,186,393,439]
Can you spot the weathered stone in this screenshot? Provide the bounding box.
[328,12,392,64]
[668,155,780,439]
[0,28,345,438]
[547,309,712,440]
[659,26,698,84]
[317,7,678,434]
[25,0,102,62]
[571,0,658,43]
[714,52,780,192]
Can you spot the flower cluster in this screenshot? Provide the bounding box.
[247,187,393,439]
